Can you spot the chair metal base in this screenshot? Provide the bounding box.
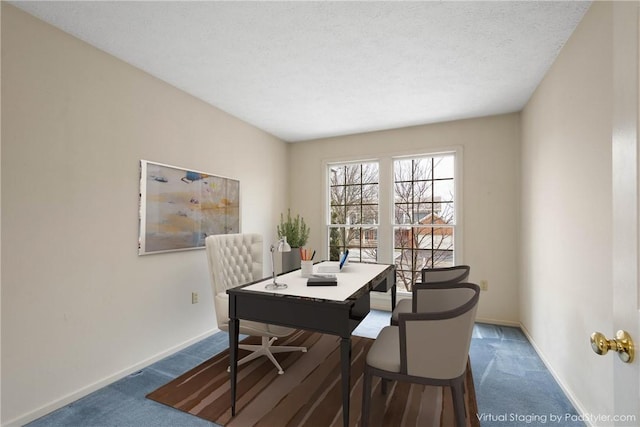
[228,336,307,374]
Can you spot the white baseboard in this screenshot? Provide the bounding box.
[476,317,520,327]
[518,324,591,427]
[3,328,220,427]
[371,293,521,330]
[377,289,544,332]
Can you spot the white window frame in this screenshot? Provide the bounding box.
[325,159,381,263]
[322,147,463,296]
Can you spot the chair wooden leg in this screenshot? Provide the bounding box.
[381,378,388,395]
[361,366,372,427]
[451,377,467,427]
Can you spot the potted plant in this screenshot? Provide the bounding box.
[277,209,310,272]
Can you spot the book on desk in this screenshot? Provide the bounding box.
[306,274,338,286]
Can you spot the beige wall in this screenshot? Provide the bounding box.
[288,113,521,325]
[521,1,613,417]
[1,5,288,425]
[2,1,622,425]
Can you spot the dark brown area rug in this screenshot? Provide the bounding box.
[147,330,479,427]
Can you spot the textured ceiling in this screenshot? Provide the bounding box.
[11,1,591,142]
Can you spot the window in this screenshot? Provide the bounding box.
[394,155,455,291]
[326,152,458,293]
[328,162,379,262]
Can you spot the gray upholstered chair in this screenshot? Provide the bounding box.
[205,233,306,374]
[362,282,480,427]
[391,265,471,325]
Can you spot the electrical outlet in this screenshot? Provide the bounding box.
[480,280,488,291]
[191,292,199,304]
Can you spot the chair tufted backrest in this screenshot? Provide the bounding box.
[205,233,263,330]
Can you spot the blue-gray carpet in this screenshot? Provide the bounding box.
[470,323,584,426]
[26,310,583,427]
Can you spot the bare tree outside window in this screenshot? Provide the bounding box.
[328,163,379,262]
[326,155,456,293]
[394,155,455,292]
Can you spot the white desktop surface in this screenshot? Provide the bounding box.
[243,261,390,301]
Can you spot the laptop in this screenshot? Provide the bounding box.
[317,249,350,273]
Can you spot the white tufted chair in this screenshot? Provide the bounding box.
[205,233,306,374]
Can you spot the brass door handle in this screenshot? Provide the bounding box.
[590,330,634,363]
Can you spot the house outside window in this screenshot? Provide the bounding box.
[393,155,455,291]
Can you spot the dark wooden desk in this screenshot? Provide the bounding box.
[227,262,396,427]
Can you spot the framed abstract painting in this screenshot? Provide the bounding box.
[139,160,240,255]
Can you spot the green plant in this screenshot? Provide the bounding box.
[329,211,342,261]
[277,209,310,247]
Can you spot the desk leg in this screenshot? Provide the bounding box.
[391,283,397,310]
[229,317,239,416]
[340,336,351,427]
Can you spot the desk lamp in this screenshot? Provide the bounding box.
[266,237,291,290]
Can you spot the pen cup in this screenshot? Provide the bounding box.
[301,260,313,278]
